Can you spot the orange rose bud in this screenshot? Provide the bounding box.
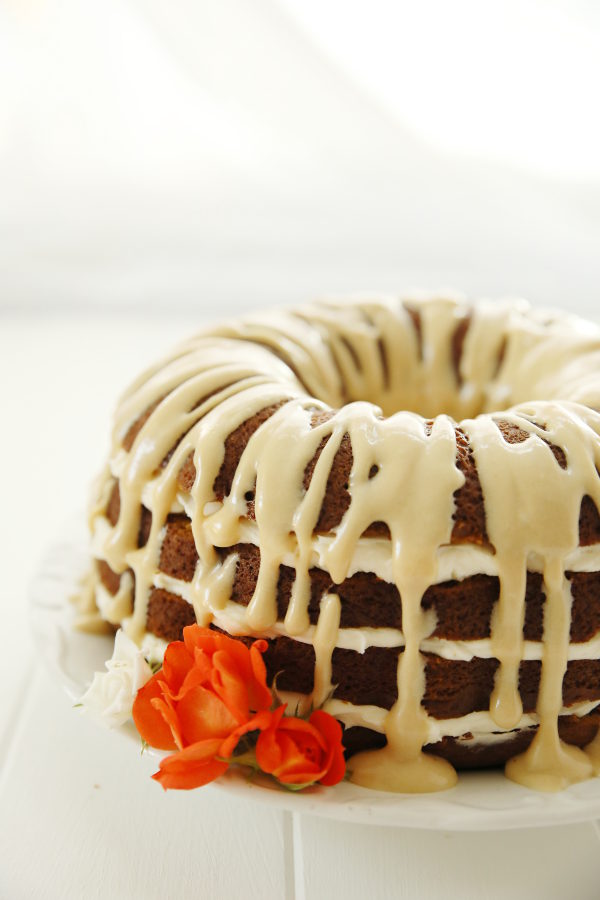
[255,705,346,787]
[132,626,274,789]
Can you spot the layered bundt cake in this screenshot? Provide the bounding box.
[85,295,600,792]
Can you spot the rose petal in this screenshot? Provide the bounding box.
[185,627,259,682]
[219,709,273,758]
[132,674,177,750]
[152,739,228,790]
[161,641,195,693]
[254,705,286,773]
[150,694,184,750]
[248,641,272,711]
[211,631,256,677]
[275,715,328,750]
[167,655,212,702]
[309,710,346,786]
[182,625,218,658]
[210,650,250,723]
[177,685,238,744]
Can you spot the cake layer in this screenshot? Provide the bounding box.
[212,630,600,719]
[342,711,600,769]
[101,476,600,582]
[95,537,600,645]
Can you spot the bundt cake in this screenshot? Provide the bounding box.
[85,295,600,792]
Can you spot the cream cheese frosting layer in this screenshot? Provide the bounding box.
[91,511,600,662]
[279,693,600,744]
[91,510,600,587]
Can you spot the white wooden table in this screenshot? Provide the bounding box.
[3,313,600,899]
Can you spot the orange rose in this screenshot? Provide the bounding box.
[133,626,273,789]
[255,705,346,787]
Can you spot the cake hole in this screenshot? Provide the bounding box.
[451,313,471,387]
[403,303,423,360]
[548,444,567,470]
[377,338,390,389]
[493,336,507,377]
[495,420,530,444]
[341,336,362,371]
[138,506,152,548]
[369,465,379,479]
[244,491,255,502]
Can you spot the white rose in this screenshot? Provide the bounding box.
[79,629,153,727]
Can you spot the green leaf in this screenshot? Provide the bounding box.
[228,750,260,770]
[277,779,316,792]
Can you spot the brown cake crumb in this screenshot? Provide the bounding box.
[146,589,196,642]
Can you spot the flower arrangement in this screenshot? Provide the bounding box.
[81,625,346,792]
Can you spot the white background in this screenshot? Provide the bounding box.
[1,0,600,315]
[2,2,600,897]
